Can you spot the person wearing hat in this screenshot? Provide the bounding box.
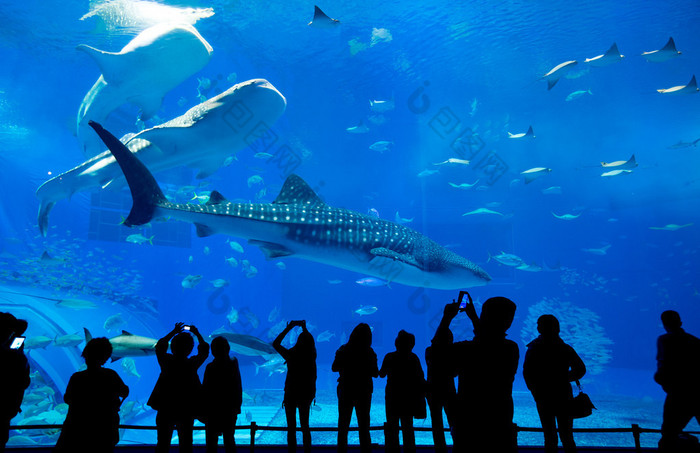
[0,312,30,452]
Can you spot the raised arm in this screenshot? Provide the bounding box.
[273,321,299,357]
[156,322,185,365]
[188,325,210,368]
[435,302,460,342]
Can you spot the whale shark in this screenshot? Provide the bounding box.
[642,37,681,63]
[585,43,624,67]
[37,78,287,236]
[89,121,491,290]
[77,23,213,157]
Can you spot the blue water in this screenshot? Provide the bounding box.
[1,0,700,447]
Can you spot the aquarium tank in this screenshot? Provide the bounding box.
[1,0,699,448]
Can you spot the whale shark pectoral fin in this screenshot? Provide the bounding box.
[128,93,163,121]
[370,247,421,268]
[249,240,294,259]
[195,223,215,237]
[76,44,126,85]
[38,200,56,237]
[273,174,325,206]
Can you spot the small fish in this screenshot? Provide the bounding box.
[247,175,264,187]
[197,77,211,91]
[227,72,237,83]
[449,181,479,190]
[508,126,535,139]
[462,208,503,217]
[565,90,592,101]
[203,246,211,255]
[181,274,203,289]
[667,139,700,149]
[354,305,378,316]
[275,262,286,270]
[243,309,260,329]
[582,244,612,255]
[516,263,542,272]
[552,212,581,220]
[601,169,633,177]
[121,358,141,379]
[227,307,239,325]
[356,277,389,287]
[649,223,693,231]
[24,336,53,349]
[433,158,470,166]
[395,212,413,224]
[245,265,258,278]
[229,241,245,253]
[488,252,525,267]
[642,37,681,63]
[469,98,478,117]
[369,141,393,153]
[188,256,194,263]
[541,186,562,195]
[104,313,127,332]
[225,257,239,267]
[317,330,336,342]
[210,279,229,288]
[346,121,369,134]
[417,169,439,178]
[254,152,274,160]
[126,234,153,245]
[268,306,281,323]
[254,356,287,376]
[369,98,394,113]
[191,192,211,204]
[521,167,552,184]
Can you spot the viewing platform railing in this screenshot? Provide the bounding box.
[11,422,698,452]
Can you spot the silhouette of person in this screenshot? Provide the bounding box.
[655,310,700,451]
[425,327,456,453]
[332,323,379,453]
[273,320,317,453]
[436,295,519,453]
[523,314,586,453]
[379,330,426,453]
[202,336,242,453]
[0,313,30,453]
[148,323,209,453]
[54,337,129,453]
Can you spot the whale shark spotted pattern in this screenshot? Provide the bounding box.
[89,121,490,290]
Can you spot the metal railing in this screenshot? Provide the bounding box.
[10,422,697,451]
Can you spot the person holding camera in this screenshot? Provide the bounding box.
[273,320,317,453]
[148,323,209,453]
[435,292,519,453]
[0,313,30,453]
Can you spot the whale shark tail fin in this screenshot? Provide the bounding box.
[88,121,165,227]
[77,44,125,85]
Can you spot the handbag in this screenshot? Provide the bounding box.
[569,380,596,419]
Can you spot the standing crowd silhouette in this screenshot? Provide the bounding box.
[1,292,699,452]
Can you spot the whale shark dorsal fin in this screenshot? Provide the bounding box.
[249,240,294,259]
[273,174,325,206]
[76,44,126,85]
[662,37,677,51]
[121,330,133,336]
[370,247,422,269]
[207,191,228,205]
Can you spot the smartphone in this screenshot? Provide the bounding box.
[458,291,471,311]
[10,336,25,350]
[183,325,191,331]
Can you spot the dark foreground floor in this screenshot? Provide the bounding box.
[4,446,657,452]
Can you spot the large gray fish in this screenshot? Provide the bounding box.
[89,121,491,290]
[84,328,157,361]
[36,79,286,236]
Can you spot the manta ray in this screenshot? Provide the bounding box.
[308,5,339,27]
[585,43,624,67]
[77,23,213,157]
[37,79,287,236]
[657,75,698,95]
[89,121,491,290]
[642,37,681,63]
[541,60,578,90]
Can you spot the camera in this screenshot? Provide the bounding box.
[9,336,25,350]
[183,325,191,331]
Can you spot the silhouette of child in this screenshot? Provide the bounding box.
[523,314,586,453]
[54,337,129,453]
[0,313,30,453]
[655,310,700,451]
[203,336,242,453]
[273,320,317,453]
[425,327,456,453]
[332,323,378,453]
[148,323,209,453]
[379,330,426,453]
